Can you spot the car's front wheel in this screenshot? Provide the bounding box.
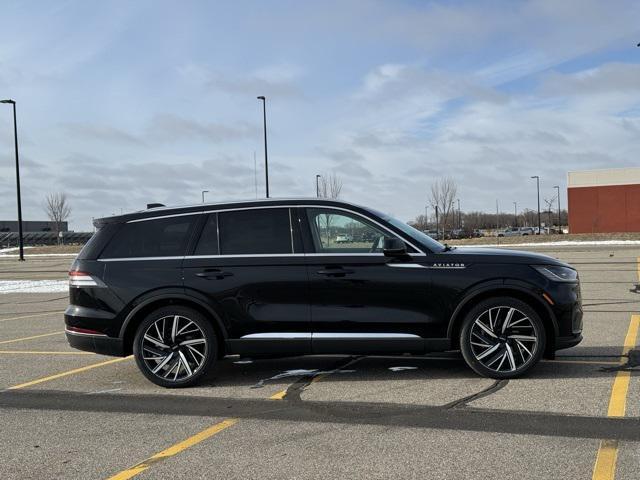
[460,297,545,379]
[133,306,217,388]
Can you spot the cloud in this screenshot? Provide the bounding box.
[145,114,258,143]
[179,63,304,99]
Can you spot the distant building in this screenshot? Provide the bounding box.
[568,167,640,233]
[0,220,68,233]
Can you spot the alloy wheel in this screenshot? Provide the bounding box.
[469,306,538,373]
[140,315,208,382]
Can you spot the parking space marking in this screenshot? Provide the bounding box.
[106,418,238,480]
[0,311,63,323]
[0,331,62,345]
[7,356,132,390]
[0,350,94,355]
[592,314,639,480]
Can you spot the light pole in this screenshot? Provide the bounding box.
[201,190,209,203]
[457,198,461,229]
[316,174,321,198]
[257,96,269,198]
[513,201,517,228]
[1,99,24,261]
[424,205,428,230]
[553,185,561,232]
[531,175,541,234]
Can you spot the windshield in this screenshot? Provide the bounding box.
[375,212,446,252]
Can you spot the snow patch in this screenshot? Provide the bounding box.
[0,280,68,294]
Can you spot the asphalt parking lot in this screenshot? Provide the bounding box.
[0,246,638,480]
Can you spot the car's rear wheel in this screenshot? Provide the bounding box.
[133,306,217,388]
[460,297,545,379]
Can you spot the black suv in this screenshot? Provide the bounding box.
[66,198,582,387]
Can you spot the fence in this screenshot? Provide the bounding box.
[0,231,93,248]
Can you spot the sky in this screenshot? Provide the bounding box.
[0,0,639,230]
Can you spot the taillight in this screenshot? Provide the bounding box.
[68,271,102,288]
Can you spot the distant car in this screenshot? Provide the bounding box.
[335,234,353,243]
[498,227,534,237]
[425,230,439,240]
[472,229,483,238]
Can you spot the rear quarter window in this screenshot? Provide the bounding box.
[76,223,118,260]
[100,216,196,259]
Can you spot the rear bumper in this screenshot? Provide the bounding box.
[65,329,125,357]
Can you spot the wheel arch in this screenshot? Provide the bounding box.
[119,293,228,356]
[447,285,558,357]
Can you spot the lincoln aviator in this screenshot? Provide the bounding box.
[65,199,582,387]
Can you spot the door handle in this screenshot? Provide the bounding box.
[317,267,354,277]
[196,269,233,280]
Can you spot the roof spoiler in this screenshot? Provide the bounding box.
[146,203,165,209]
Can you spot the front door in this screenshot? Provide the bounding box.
[182,207,310,356]
[302,207,437,354]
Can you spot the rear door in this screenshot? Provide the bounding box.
[182,207,310,355]
[302,207,437,355]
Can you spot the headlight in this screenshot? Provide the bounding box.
[532,265,578,282]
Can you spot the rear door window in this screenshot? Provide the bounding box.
[100,216,196,258]
[218,208,292,255]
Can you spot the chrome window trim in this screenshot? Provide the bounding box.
[97,252,430,261]
[125,204,426,255]
[98,256,185,262]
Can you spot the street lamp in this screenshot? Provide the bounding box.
[256,96,269,198]
[553,185,561,232]
[531,176,541,234]
[513,201,517,228]
[457,198,461,229]
[201,190,209,203]
[1,99,24,261]
[316,174,321,198]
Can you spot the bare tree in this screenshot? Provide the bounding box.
[318,172,343,199]
[429,177,458,236]
[317,173,343,245]
[44,193,71,244]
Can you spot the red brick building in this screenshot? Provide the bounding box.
[568,167,640,234]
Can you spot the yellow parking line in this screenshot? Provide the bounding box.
[0,350,94,355]
[544,359,620,366]
[0,331,63,345]
[106,419,238,480]
[269,389,287,400]
[7,356,132,390]
[0,311,63,323]
[592,314,639,480]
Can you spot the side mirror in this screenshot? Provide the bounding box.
[383,237,407,257]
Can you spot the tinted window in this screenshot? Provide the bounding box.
[219,208,292,255]
[194,214,219,255]
[101,216,195,258]
[306,208,395,253]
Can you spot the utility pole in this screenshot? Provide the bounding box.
[257,96,269,198]
[513,201,517,228]
[435,205,440,240]
[316,174,321,198]
[0,99,24,261]
[553,185,561,233]
[531,175,541,234]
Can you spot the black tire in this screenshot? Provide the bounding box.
[460,297,546,379]
[133,306,217,388]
